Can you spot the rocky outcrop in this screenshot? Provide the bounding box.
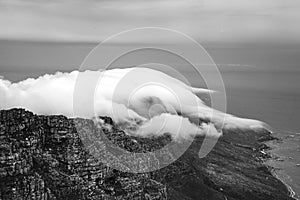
[0,109,294,200]
[0,109,166,200]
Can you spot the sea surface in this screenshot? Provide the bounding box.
[0,40,299,197]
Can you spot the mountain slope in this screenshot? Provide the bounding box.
[0,109,294,200]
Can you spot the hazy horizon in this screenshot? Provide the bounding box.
[1,0,300,44]
[0,39,299,134]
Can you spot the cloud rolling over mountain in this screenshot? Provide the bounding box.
[0,67,267,140]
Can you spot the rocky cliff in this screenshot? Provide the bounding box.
[0,109,294,200]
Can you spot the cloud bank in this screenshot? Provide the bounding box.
[0,67,267,140]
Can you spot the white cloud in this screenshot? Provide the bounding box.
[0,67,267,140]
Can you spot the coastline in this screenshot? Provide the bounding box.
[265,131,300,200]
[271,170,297,200]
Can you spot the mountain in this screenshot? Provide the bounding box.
[0,108,294,200]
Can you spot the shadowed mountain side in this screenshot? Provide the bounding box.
[0,109,294,200]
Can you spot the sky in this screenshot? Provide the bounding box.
[0,0,300,43]
[0,0,299,134]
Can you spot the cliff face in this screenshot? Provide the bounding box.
[0,109,294,200]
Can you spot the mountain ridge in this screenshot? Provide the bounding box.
[0,108,294,200]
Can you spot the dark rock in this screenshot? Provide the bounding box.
[0,109,294,200]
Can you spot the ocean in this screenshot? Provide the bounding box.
[0,40,299,198]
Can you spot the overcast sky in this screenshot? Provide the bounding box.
[0,0,300,43]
